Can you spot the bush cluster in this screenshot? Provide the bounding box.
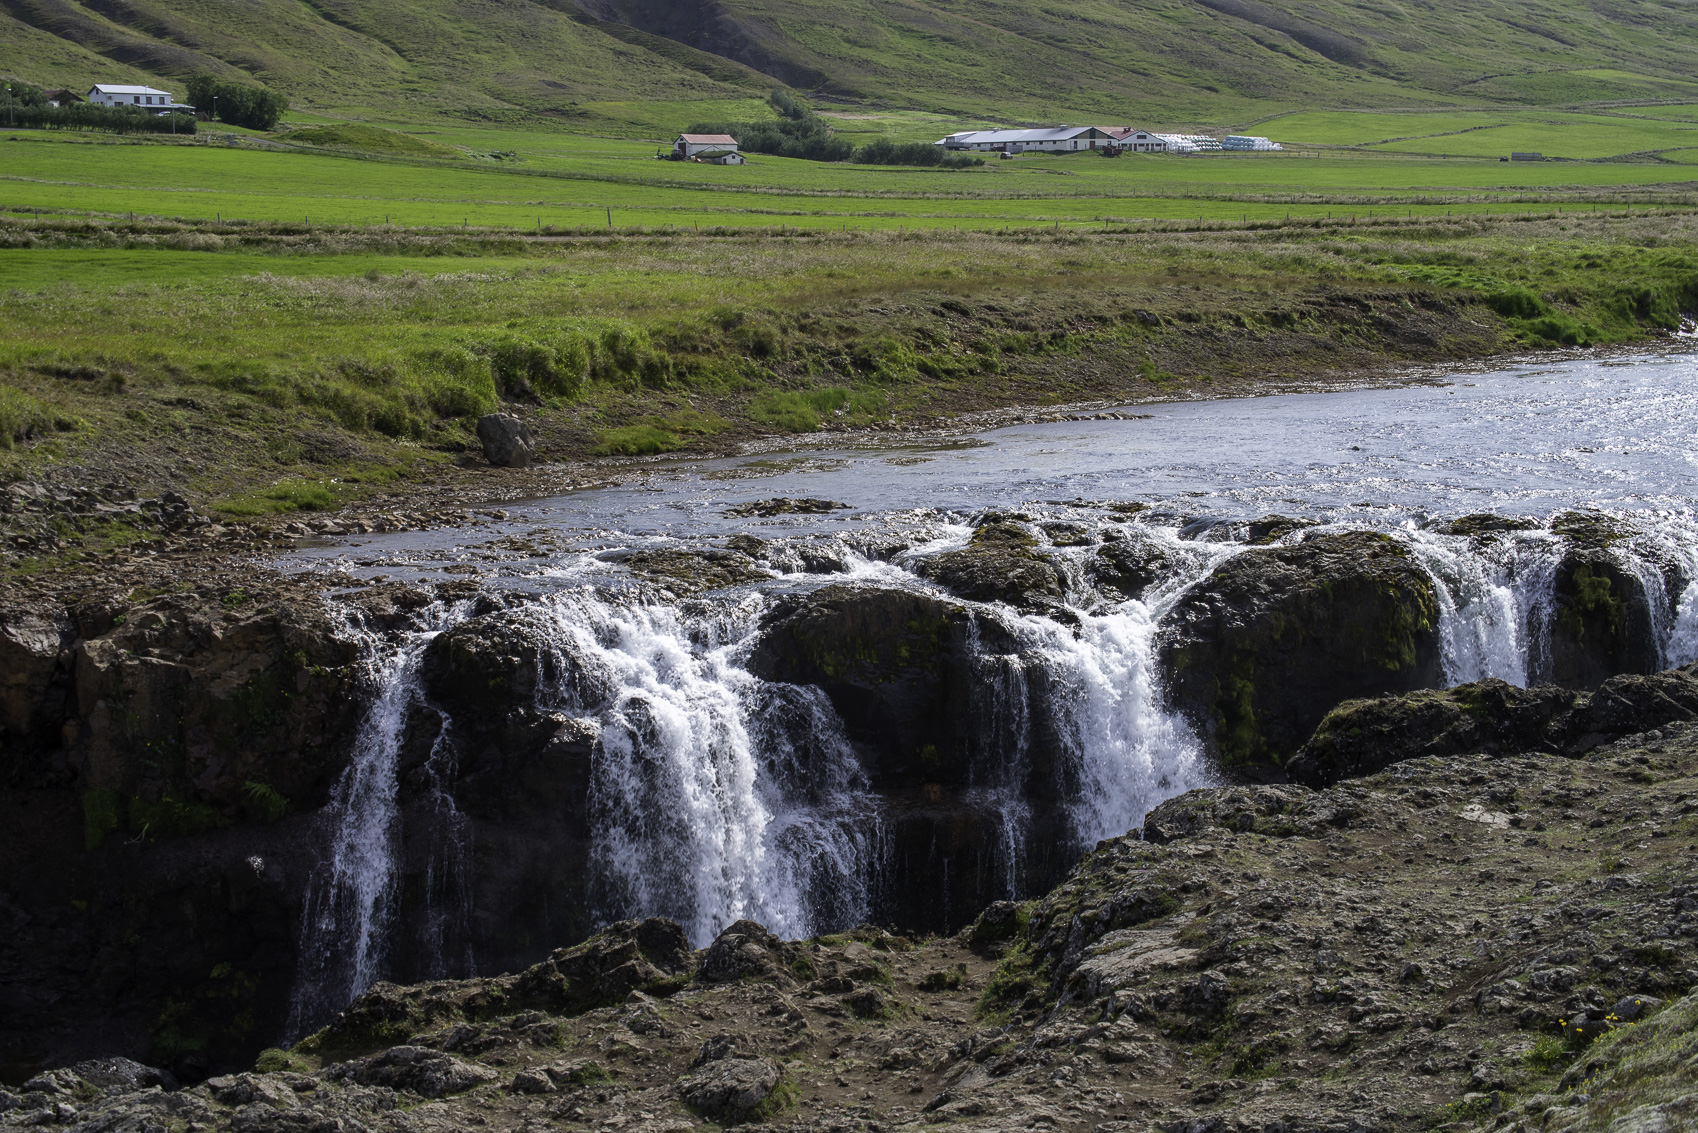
[185,77,289,130]
[853,139,982,168]
[7,100,194,136]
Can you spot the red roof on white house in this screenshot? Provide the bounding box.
[678,133,738,145]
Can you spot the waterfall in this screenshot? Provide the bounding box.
[285,600,469,1038]
[1406,517,1698,687]
[523,591,879,946]
[1405,529,1562,686]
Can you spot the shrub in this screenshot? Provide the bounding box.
[853,140,983,168]
[592,425,682,456]
[0,386,57,448]
[10,103,195,136]
[1484,286,1549,319]
[241,781,291,824]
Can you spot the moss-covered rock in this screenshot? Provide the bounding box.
[1088,532,1177,601]
[912,522,1064,611]
[1159,531,1441,769]
[746,583,1016,785]
[1288,663,1698,785]
[1544,548,1659,689]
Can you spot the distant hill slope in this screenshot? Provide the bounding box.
[4,0,1698,129]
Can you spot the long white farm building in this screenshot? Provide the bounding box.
[936,126,1119,153]
[935,126,1281,155]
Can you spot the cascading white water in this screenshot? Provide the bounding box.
[286,600,469,1037]
[519,591,879,946]
[1404,529,1562,686]
[1404,516,1698,687]
[1625,518,1698,669]
[286,506,1698,1032]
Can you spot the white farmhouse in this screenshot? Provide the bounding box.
[674,133,743,162]
[1104,127,1166,153]
[86,84,185,114]
[935,126,1118,154]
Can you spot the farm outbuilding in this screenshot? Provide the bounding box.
[674,133,741,161]
[935,126,1118,153]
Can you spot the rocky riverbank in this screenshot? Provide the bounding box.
[4,708,1694,1133]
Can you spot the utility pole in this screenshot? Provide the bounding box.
[7,85,13,129]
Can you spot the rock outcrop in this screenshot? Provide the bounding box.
[1544,537,1661,689]
[15,721,1696,1133]
[1159,530,1442,769]
[911,521,1064,611]
[1287,662,1698,784]
[746,583,1018,784]
[0,587,365,1077]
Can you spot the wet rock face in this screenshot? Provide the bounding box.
[746,584,1017,785]
[0,591,367,1078]
[912,522,1064,611]
[1542,548,1661,688]
[1159,530,1442,769]
[421,609,565,712]
[1087,533,1173,602]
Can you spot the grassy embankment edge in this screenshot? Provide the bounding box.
[0,213,1693,542]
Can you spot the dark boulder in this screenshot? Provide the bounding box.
[620,548,768,596]
[746,584,1018,784]
[420,610,573,714]
[1541,547,1659,689]
[1579,665,1698,736]
[476,413,535,468]
[678,1056,780,1115]
[327,1045,498,1096]
[1440,513,1538,537]
[700,919,798,985]
[1244,515,1318,545]
[724,498,849,518]
[1159,531,1441,769]
[513,917,693,1010]
[912,522,1063,610]
[1089,533,1176,602]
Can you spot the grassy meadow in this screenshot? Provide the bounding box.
[6,112,1698,236]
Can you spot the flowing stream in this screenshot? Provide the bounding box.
[282,346,1698,1028]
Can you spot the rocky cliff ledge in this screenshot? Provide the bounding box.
[7,710,1694,1133]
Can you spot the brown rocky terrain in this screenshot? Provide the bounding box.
[4,698,1696,1132]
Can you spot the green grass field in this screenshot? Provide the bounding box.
[5,120,1697,236]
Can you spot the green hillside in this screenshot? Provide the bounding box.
[3,0,1698,131]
